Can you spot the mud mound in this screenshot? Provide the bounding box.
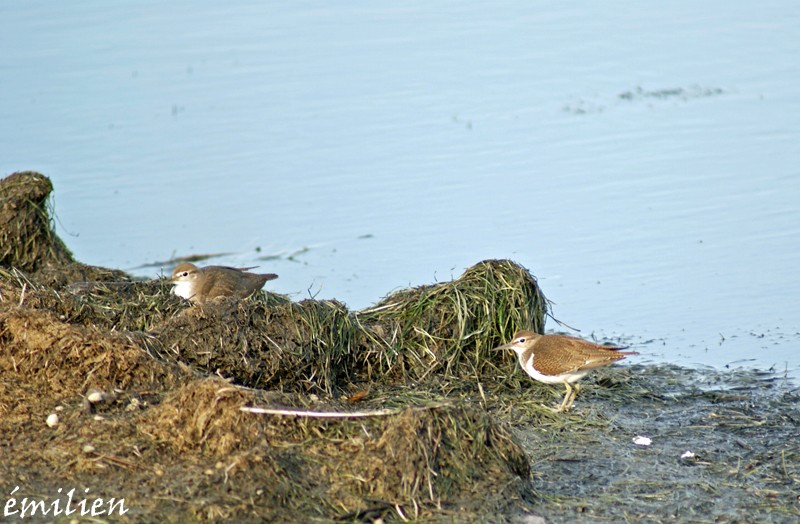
[0,268,184,331]
[353,403,530,503]
[0,308,188,416]
[141,378,264,455]
[141,378,530,520]
[150,297,361,396]
[357,259,549,386]
[0,171,131,287]
[0,171,73,271]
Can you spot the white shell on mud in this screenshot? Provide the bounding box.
[632,435,652,446]
[46,413,59,428]
[87,389,107,403]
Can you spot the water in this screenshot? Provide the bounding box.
[2,1,798,377]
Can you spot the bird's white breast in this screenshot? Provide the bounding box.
[520,352,590,384]
[172,280,195,300]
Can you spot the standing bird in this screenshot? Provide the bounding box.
[493,329,637,412]
[169,262,278,304]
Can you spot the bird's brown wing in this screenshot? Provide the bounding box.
[535,335,629,374]
[204,266,277,299]
[200,268,238,299]
[213,266,277,283]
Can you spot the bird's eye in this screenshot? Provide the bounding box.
[181,271,189,277]
[518,337,526,343]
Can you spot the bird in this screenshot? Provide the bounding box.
[169,262,278,304]
[493,329,637,412]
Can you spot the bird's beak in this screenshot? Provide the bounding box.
[491,342,513,352]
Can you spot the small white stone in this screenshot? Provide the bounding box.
[632,435,652,446]
[82,444,96,453]
[46,413,59,428]
[681,450,696,459]
[93,415,104,421]
[87,390,106,404]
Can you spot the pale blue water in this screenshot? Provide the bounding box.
[2,1,798,377]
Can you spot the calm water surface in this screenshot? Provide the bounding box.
[2,2,798,377]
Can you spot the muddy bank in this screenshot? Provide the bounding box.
[1,171,798,523]
[512,364,800,523]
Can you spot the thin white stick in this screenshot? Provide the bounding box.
[19,283,27,307]
[240,406,397,418]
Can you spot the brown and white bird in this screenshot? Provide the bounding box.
[493,329,637,412]
[169,262,278,304]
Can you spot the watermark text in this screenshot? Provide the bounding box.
[4,486,128,518]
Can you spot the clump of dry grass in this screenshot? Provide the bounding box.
[0,267,184,331]
[0,307,189,423]
[357,259,549,388]
[149,296,362,396]
[0,171,74,271]
[141,377,531,520]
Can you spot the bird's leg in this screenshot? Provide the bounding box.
[558,382,573,412]
[565,383,581,411]
[559,382,582,412]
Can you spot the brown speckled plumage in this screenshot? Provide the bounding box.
[519,333,629,376]
[170,263,278,304]
[494,329,637,411]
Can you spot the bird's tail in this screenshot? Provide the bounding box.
[606,346,639,356]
